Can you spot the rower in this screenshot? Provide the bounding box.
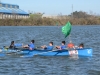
[9,41,22,49]
[56,41,66,50]
[23,40,35,50]
[78,43,84,49]
[41,42,53,50]
[9,41,15,49]
[67,41,75,49]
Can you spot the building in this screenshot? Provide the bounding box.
[42,14,67,19]
[0,2,29,19]
[42,14,58,19]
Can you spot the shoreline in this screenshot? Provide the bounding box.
[0,25,100,27]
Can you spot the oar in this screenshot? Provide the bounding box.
[34,50,59,56]
[16,47,41,54]
[34,49,68,56]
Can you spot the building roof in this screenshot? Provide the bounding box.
[0,7,29,15]
[0,2,18,6]
[0,2,29,15]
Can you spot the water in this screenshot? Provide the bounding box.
[0,25,100,75]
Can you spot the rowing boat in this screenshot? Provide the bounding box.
[21,48,93,57]
[1,48,92,57]
[0,47,93,57]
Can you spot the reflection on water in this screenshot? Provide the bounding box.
[0,25,100,75]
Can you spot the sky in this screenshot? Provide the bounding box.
[1,0,100,15]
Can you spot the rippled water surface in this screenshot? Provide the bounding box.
[0,25,100,75]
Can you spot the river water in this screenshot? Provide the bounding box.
[0,25,100,75]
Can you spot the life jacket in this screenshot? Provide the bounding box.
[67,43,74,48]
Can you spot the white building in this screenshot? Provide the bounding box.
[0,2,29,19]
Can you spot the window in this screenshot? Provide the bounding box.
[0,3,2,7]
[10,5,12,8]
[8,4,10,8]
[12,5,15,8]
[6,4,8,8]
[17,6,19,9]
[2,4,6,7]
[15,6,17,9]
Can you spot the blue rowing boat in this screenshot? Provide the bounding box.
[0,53,5,57]
[20,48,93,57]
[1,47,93,57]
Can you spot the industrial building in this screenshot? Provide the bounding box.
[0,2,29,19]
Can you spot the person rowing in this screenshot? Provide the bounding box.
[78,43,84,49]
[23,40,35,50]
[41,42,53,50]
[73,43,84,49]
[67,41,75,49]
[55,41,66,50]
[9,41,15,49]
[9,41,22,49]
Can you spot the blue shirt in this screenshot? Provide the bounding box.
[61,45,66,50]
[45,46,53,50]
[28,43,34,50]
[14,44,22,47]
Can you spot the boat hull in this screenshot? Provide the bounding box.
[21,48,93,57]
[1,48,93,57]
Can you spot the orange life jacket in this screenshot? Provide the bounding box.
[67,43,74,48]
